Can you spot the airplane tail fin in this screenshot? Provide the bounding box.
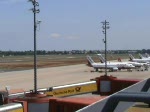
[86,55,95,67]
[129,54,134,61]
[118,57,122,62]
[97,54,105,63]
[145,53,150,58]
[139,53,143,59]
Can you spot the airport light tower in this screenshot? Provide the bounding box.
[101,20,110,76]
[28,0,40,93]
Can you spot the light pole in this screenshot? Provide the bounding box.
[101,20,110,76]
[28,0,40,93]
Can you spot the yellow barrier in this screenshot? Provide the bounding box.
[45,81,97,97]
[11,108,23,112]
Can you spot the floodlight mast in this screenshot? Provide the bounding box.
[28,0,40,93]
[101,20,110,76]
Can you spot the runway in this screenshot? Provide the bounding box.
[0,64,150,91]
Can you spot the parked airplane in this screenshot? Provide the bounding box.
[145,53,150,58]
[138,53,149,59]
[139,53,150,59]
[86,55,135,72]
[118,58,149,71]
[97,54,143,71]
[129,54,150,64]
[97,54,147,71]
[140,53,150,59]
[139,53,145,59]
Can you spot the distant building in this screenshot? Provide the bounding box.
[128,50,137,53]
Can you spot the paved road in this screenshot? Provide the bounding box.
[0,64,150,91]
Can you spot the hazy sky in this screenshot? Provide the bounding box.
[0,0,150,51]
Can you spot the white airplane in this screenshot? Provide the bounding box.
[97,54,140,71]
[129,54,150,64]
[97,54,146,71]
[129,54,150,69]
[86,55,135,72]
[140,53,150,59]
[138,53,145,59]
[118,58,149,71]
[138,53,149,59]
[145,53,150,58]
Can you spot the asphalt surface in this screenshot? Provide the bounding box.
[0,64,150,91]
[1,63,150,112]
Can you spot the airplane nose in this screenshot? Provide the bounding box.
[129,65,134,68]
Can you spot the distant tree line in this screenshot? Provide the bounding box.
[0,49,150,56]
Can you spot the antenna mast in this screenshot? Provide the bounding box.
[101,20,110,76]
[28,0,40,93]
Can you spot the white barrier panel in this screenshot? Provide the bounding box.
[0,103,23,112]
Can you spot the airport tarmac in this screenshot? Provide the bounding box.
[0,64,150,91]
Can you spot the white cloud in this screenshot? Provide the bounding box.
[50,33,79,40]
[50,33,61,38]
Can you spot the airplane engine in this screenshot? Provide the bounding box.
[112,67,118,71]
